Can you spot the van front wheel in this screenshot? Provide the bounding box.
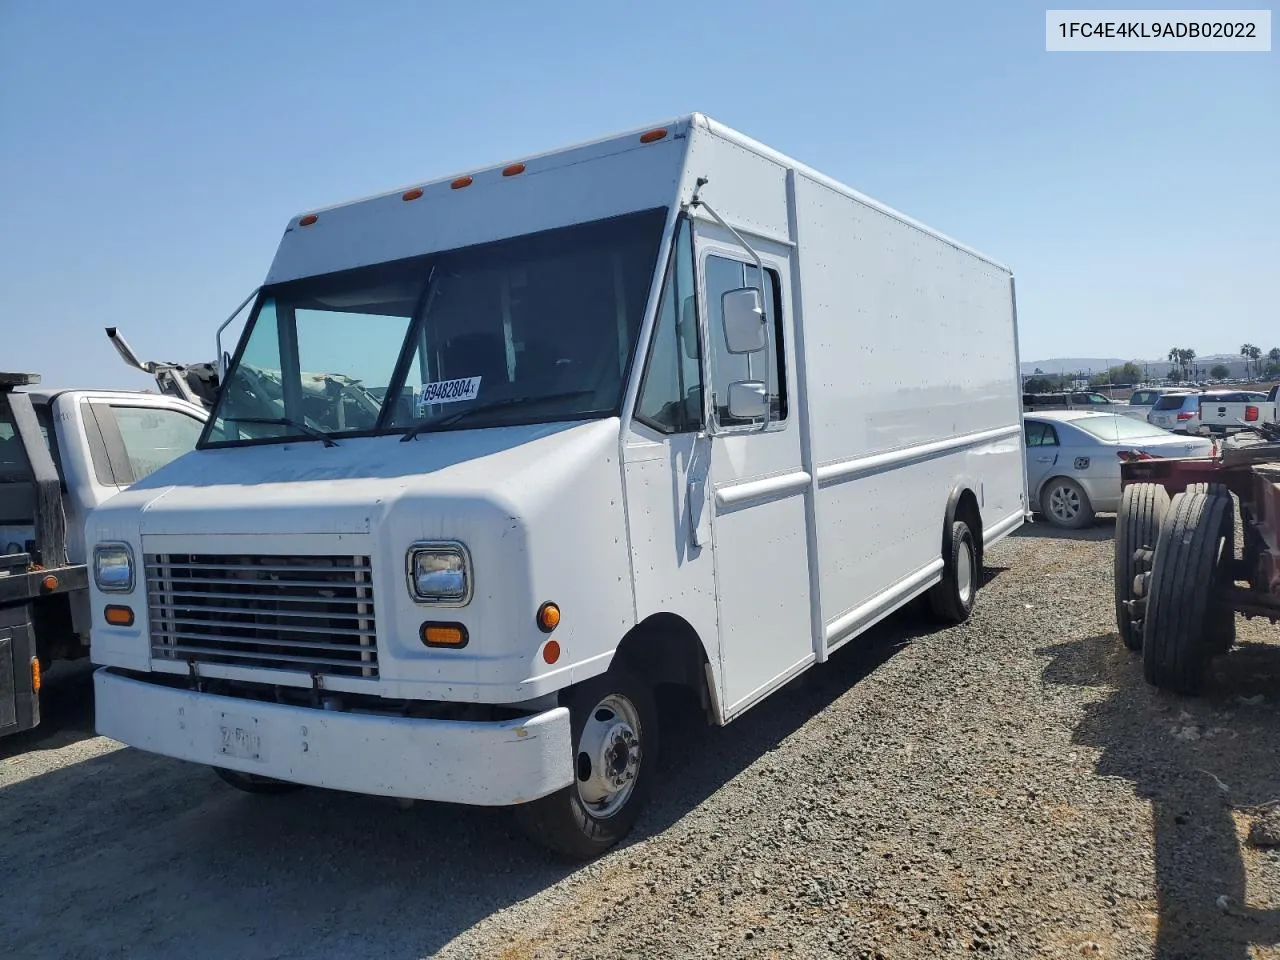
[513,665,658,860]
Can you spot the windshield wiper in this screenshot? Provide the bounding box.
[400,390,597,442]
[225,417,339,447]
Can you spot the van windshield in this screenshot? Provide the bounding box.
[202,209,667,447]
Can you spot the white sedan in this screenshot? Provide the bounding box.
[1023,411,1215,529]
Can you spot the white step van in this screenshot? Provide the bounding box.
[87,114,1028,858]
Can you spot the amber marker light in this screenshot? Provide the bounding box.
[31,657,41,692]
[639,128,668,143]
[542,640,561,665]
[41,574,59,592]
[536,601,560,633]
[451,176,473,189]
[402,188,424,201]
[421,622,469,648]
[298,214,318,226]
[502,163,526,177]
[104,605,135,627]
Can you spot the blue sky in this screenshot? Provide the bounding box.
[2,0,1276,389]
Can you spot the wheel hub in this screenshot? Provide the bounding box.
[1050,484,1080,522]
[575,695,643,818]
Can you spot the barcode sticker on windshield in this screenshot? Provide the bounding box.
[416,376,481,412]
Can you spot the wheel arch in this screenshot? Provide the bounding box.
[943,481,984,569]
[611,612,720,724]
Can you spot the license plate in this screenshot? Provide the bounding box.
[217,714,264,762]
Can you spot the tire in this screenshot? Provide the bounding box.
[1186,482,1229,499]
[213,767,306,795]
[1040,477,1095,529]
[1114,482,1169,651]
[1142,491,1234,695]
[926,520,978,624]
[1185,483,1237,653]
[513,665,658,860]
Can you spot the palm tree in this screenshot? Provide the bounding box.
[1250,344,1263,380]
[1241,343,1259,379]
[1185,348,1197,380]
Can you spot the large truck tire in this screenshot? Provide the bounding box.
[1142,491,1234,695]
[513,664,658,860]
[1114,482,1169,651]
[1184,482,1237,652]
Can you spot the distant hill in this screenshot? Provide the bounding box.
[1020,358,1127,376]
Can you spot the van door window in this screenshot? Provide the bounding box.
[703,255,787,428]
[636,219,703,433]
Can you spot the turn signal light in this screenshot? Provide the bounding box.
[1177,412,1194,421]
[420,622,468,648]
[104,605,135,627]
[536,602,560,633]
[1246,405,1260,421]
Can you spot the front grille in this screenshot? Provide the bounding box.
[146,553,377,678]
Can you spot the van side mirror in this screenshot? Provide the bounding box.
[727,380,768,420]
[721,287,766,354]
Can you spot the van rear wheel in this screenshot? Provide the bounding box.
[513,665,657,860]
[926,520,978,625]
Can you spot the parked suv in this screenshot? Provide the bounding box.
[1121,387,1177,422]
[1148,392,1203,433]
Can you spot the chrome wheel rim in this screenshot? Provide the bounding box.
[575,693,642,819]
[1048,484,1081,524]
[957,539,975,605]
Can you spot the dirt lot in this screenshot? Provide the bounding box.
[3,521,1280,960]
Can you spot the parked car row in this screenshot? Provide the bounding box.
[1026,385,1280,437]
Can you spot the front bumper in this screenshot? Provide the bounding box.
[94,669,573,806]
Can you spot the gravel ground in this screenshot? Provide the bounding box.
[3,519,1280,960]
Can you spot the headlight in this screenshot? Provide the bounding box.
[94,543,135,593]
[407,542,471,604]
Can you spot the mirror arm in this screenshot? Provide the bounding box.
[690,188,773,432]
[216,286,262,384]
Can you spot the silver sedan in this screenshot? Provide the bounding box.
[1024,411,1215,528]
